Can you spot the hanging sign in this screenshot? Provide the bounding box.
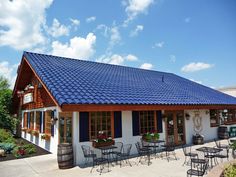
[23,93,33,104]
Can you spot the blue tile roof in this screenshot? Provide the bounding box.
[23,51,236,106]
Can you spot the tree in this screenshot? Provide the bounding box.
[0,76,17,132]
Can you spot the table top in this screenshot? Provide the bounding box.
[196,147,222,154]
[144,139,165,144]
[96,145,117,151]
[191,158,207,164]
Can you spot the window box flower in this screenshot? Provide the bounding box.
[92,131,115,148]
[41,134,51,141]
[32,130,39,137]
[142,131,160,142]
[21,127,27,132]
[26,129,32,134]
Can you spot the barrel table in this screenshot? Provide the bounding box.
[57,143,74,169]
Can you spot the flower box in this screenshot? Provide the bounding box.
[142,131,160,142]
[92,140,115,148]
[32,130,39,137]
[26,129,32,134]
[41,134,51,141]
[21,127,27,132]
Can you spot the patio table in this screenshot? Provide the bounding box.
[196,147,222,169]
[96,146,117,166]
[144,140,165,157]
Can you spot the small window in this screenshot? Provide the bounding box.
[30,112,34,129]
[222,109,236,125]
[210,110,219,127]
[45,111,51,135]
[90,111,112,140]
[139,111,156,134]
[35,111,41,131]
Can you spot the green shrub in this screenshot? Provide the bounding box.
[0,142,16,153]
[224,164,236,177]
[12,146,25,158]
[23,144,36,154]
[0,129,15,143]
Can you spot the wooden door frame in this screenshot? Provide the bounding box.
[165,110,186,145]
[58,112,73,144]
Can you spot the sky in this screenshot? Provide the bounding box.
[0,0,236,89]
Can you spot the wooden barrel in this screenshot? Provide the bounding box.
[57,143,74,169]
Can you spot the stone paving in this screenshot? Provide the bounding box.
[0,140,233,177]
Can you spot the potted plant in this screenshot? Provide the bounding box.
[41,134,51,141]
[92,131,114,148]
[21,127,27,132]
[26,129,32,134]
[31,130,39,136]
[142,131,160,142]
[230,141,236,159]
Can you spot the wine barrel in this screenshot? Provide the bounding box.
[57,143,74,169]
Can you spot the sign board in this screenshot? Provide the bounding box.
[23,93,33,104]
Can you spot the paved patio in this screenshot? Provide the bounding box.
[0,140,232,177]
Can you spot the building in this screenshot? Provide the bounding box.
[13,52,236,165]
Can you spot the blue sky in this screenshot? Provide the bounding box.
[0,0,236,89]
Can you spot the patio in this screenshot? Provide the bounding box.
[0,140,233,177]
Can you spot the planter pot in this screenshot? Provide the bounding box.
[92,140,114,148]
[192,135,204,145]
[41,134,51,141]
[232,150,236,159]
[32,131,39,137]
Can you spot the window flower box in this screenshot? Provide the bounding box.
[26,129,32,134]
[92,131,114,148]
[32,130,39,137]
[142,131,160,142]
[41,134,51,141]
[21,127,27,132]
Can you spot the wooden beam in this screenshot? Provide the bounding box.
[61,104,236,112]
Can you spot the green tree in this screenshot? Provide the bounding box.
[0,76,17,132]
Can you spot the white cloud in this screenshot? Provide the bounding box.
[97,53,138,65]
[152,41,164,48]
[125,54,138,61]
[0,0,53,50]
[51,33,96,59]
[109,26,121,47]
[70,18,80,26]
[181,62,214,73]
[123,0,154,26]
[0,61,18,89]
[86,16,96,23]
[130,25,144,37]
[184,17,191,23]
[170,55,176,63]
[140,63,153,70]
[47,18,70,37]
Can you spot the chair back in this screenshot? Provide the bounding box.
[81,145,92,157]
[135,142,141,154]
[123,144,132,155]
[166,143,175,151]
[214,139,220,148]
[114,142,123,153]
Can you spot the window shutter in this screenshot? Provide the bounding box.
[156,110,163,133]
[132,111,140,136]
[39,112,42,133]
[114,111,122,138]
[27,112,30,129]
[43,112,45,133]
[51,124,54,137]
[79,112,89,142]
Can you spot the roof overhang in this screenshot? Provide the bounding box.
[61,104,236,112]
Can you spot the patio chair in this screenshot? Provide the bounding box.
[135,142,151,164]
[214,139,229,150]
[187,158,208,177]
[214,148,229,163]
[109,142,123,162]
[81,145,96,167]
[117,144,132,167]
[162,143,177,162]
[182,145,198,166]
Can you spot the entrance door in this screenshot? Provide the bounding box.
[165,111,185,145]
[59,112,72,143]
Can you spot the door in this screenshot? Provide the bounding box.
[59,112,72,144]
[165,111,185,145]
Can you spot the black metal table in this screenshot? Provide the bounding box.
[97,146,117,165]
[196,147,222,169]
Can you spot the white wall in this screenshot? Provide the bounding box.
[21,106,59,154]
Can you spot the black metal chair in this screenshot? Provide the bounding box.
[162,143,177,162]
[214,139,229,150]
[81,145,96,167]
[117,144,132,167]
[187,158,208,177]
[214,148,229,163]
[182,145,198,166]
[135,142,151,165]
[108,142,123,163]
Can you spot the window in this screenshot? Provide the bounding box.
[30,112,34,129]
[35,111,41,131]
[90,111,112,140]
[59,112,72,143]
[139,111,156,134]
[210,110,220,127]
[45,111,51,134]
[23,112,27,128]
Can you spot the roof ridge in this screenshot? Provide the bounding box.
[23,51,172,75]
